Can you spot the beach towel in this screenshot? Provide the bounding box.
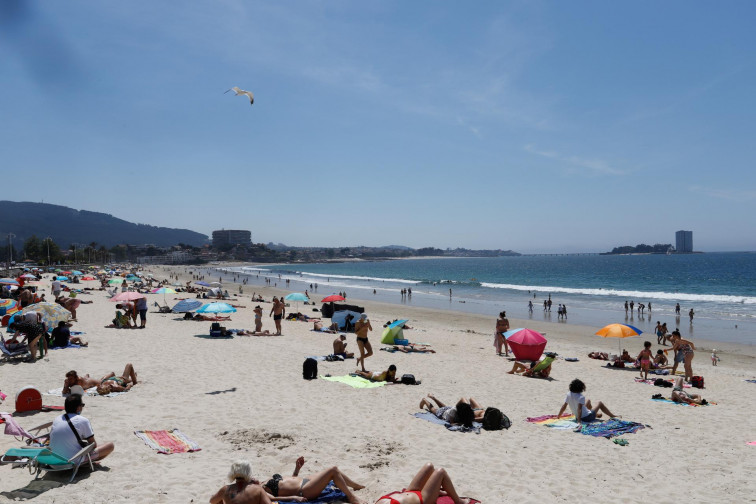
[379,491,480,504]
[651,398,713,407]
[526,415,578,430]
[308,355,346,362]
[134,428,201,454]
[635,377,691,388]
[49,343,82,350]
[380,345,433,354]
[579,419,646,438]
[412,412,481,434]
[273,482,346,504]
[748,441,756,445]
[745,379,756,384]
[320,375,386,389]
[45,387,126,398]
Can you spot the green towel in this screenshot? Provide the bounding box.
[320,375,387,389]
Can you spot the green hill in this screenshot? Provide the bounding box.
[0,201,208,248]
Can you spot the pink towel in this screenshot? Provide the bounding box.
[0,412,32,438]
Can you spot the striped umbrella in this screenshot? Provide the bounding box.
[20,302,71,328]
[0,299,19,316]
[151,287,177,304]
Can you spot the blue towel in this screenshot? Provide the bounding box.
[50,343,81,350]
[413,412,481,434]
[277,482,345,503]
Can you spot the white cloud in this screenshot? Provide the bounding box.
[524,144,626,176]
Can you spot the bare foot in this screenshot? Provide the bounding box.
[351,483,365,490]
[506,371,515,374]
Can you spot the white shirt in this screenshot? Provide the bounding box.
[50,413,94,461]
[51,280,61,292]
[565,392,592,419]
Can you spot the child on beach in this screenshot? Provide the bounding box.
[637,341,653,379]
[557,379,619,427]
[711,349,720,366]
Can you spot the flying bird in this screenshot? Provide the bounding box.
[224,86,254,105]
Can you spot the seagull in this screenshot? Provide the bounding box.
[224,86,254,105]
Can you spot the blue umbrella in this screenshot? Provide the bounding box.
[172,299,203,313]
[285,292,309,313]
[196,302,236,314]
[196,281,211,287]
[72,270,84,276]
[56,276,69,281]
[503,328,526,339]
[0,278,20,286]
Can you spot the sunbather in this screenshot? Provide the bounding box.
[375,462,471,504]
[260,456,366,504]
[64,364,138,395]
[51,321,88,347]
[588,351,609,360]
[355,364,399,383]
[210,460,272,504]
[418,394,476,427]
[671,377,707,405]
[334,335,354,358]
[507,358,553,378]
[392,343,435,353]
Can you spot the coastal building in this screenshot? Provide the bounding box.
[675,230,693,253]
[212,229,251,247]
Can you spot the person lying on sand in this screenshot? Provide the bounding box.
[96,363,138,395]
[234,329,274,336]
[210,460,272,504]
[375,462,471,504]
[418,394,476,427]
[355,365,399,383]
[260,456,366,504]
[334,334,354,358]
[671,377,707,405]
[392,344,435,353]
[507,359,552,378]
[64,364,138,395]
[588,351,609,360]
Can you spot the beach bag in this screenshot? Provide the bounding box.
[482,407,511,431]
[654,378,673,388]
[303,358,318,380]
[691,376,704,389]
[400,374,417,385]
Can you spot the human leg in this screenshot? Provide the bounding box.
[420,467,469,504]
[684,353,694,381]
[592,401,618,418]
[120,363,137,384]
[468,398,483,409]
[300,466,365,504]
[91,441,115,461]
[418,398,438,414]
[507,362,528,374]
[427,394,446,408]
[406,462,435,491]
[355,340,367,372]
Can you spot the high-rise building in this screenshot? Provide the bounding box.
[212,229,251,247]
[675,230,693,253]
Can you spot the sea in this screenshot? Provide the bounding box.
[215,252,756,346]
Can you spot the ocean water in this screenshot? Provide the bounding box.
[220,253,756,345]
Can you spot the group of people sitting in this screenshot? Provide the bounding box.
[210,459,471,504]
[6,317,88,362]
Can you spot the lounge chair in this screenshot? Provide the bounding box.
[0,413,51,446]
[153,302,172,314]
[526,356,555,377]
[0,334,29,361]
[0,444,96,482]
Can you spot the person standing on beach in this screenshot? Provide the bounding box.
[269,297,284,335]
[624,300,628,315]
[675,303,681,315]
[354,314,373,372]
[494,311,509,356]
[528,300,533,314]
[689,308,694,322]
[629,300,634,313]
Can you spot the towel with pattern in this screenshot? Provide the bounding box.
[320,375,387,388]
[45,387,126,398]
[578,418,646,438]
[413,411,481,434]
[526,414,578,430]
[651,398,714,407]
[134,428,201,454]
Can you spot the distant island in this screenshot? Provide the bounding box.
[602,243,673,255]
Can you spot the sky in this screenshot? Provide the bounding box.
[1,0,755,253]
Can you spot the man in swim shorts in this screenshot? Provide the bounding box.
[333,334,354,358]
[269,297,284,335]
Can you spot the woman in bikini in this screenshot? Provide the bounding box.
[375,463,470,504]
[671,377,707,405]
[96,363,138,395]
[354,314,373,372]
[667,333,696,381]
[494,311,509,356]
[261,456,366,504]
[636,341,653,380]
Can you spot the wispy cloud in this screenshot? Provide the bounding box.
[689,185,756,202]
[524,144,626,176]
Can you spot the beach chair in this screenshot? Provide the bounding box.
[209,322,224,337]
[153,301,172,314]
[525,356,556,378]
[0,334,29,361]
[0,444,96,482]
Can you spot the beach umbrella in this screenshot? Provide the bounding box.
[172,299,203,313]
[81,276,97,281]
[20,274,37,279]
[381,319,407,344]
[596,323,642,355]
[0,278,20,286]
[152,287,177,304]
[285,292,309,313]
[61,271,72,275]
[108,278,124,285]
[110,292,146,303]
[97,270,107,274]
[321,294,345,303]
[209,282,222,287]
[196,302,236,314]
[20,302,71,328]
[56,276,69,282]
[72,270,83,276]
[505,328,547,361]
[0,299,19,316]
[196,281,211,287]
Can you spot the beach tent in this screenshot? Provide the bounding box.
[331,310,362,331]
[381,319,408,344]
[505,328,547,361]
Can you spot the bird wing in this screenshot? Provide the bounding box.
[242,91,254,105]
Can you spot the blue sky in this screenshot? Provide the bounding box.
[1,1,754,253]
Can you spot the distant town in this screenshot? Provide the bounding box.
[603,230,698,255]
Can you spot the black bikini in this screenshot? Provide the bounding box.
[265,474,282,496]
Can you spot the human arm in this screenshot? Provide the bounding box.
[557,403,568,418]
[293,456,305,476]
[209,486,225,504]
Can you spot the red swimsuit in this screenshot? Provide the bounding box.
[377,490,424,504]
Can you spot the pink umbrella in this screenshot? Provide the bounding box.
[505,328,547,361]
[109,292,146,303]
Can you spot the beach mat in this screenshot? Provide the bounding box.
[527,415,646,438]
[526,414,578,430]
[413,411,481,434]
[134,428,201,454]
[320,375,386,389]
[49,343,82,350]
[745,380,756,384]
[45,387,126,398]
[380,491,480,504]
[651,398,714,407]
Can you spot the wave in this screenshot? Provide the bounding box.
[479,282,756,305]
[235,267,421,285]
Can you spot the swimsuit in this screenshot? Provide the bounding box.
[265,474,283,496]
[274,314,282,321]
[299,478,310,496]
[357,337,369,344]
[102,377,126,386]
[377,491,423,504]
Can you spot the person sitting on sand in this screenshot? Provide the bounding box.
[620,349,635,363]
[588,351,609,360]
[96,363,138,395]
[210,460,273,504]
[653,349,669,368]
[259,456,366,504]
[375,462,471,504]
[51,321,88,347]
[392,343,436,353]
[670,377,707,405]
[333,335,354,358]
[557,378,619,426]
[418,394,476,427]
[507,358,552,378]
[355,364,399,383]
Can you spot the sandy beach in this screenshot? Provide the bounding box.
[1,264,755,503]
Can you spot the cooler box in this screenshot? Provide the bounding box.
[15,386,42,412]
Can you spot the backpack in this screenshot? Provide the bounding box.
[691,376,704,389]
[482,407,511,431]
[303,358,318,380]
[400,374,417,385]
[654,378,673,388]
